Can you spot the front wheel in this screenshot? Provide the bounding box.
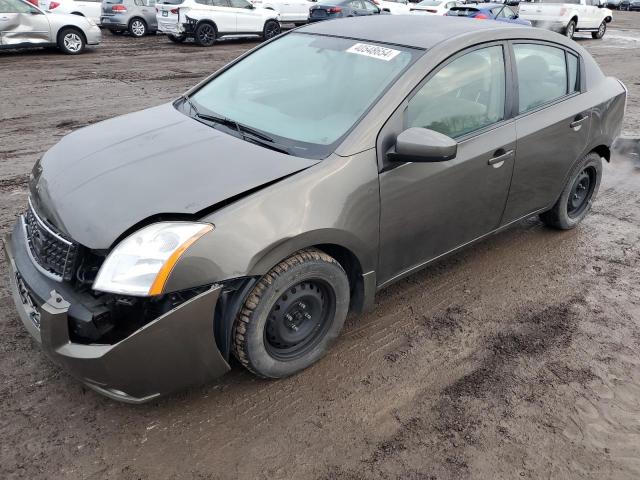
[129,18,147,37]
[57,28,85,54]
[564,19,576,39]
[232,249,350,379]
[592,20,606,39]
[262,19,281,41]
[540,152,602,230]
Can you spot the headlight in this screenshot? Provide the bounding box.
[93,222,213,296]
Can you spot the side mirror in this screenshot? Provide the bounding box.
[387,127,457,163]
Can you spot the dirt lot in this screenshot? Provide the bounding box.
[1,14,640,480]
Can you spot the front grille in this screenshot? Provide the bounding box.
[23,200,80,282]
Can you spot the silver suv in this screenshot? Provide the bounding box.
[100,0,157,36]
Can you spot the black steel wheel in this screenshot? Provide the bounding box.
[540,152,602,230]
[262,19,281,41]
[233,248,350,378]
[264,280,336,361]
[195,22,217,46]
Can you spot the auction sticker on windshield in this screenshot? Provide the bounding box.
[346,43,401,61]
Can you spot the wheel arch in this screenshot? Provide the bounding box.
[196,19,218,32]
[605,15,612,22]
[70,11,84,16]
[590,144,611,162]
[57,25,87,44]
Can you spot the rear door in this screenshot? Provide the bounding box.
[378,44,517,284]
[228,0,256,31]
[502,42,593,223]
[0,0,51,45]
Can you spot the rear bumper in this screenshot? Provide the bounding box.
[86,25,102,45]
[3,225,230,404]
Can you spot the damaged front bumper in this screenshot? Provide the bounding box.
[3,230,230,404]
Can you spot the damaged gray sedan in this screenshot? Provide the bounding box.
[4,15,626,403]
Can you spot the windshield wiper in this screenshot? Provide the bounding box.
[196,112,275,143]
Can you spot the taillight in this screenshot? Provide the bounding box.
[371,0,379,4]
[170,7,179,13]
[111,4,127,11]
[327,6,342,12]
[26,0,38,5]
[49,1,60,8]
[474,13,489,19]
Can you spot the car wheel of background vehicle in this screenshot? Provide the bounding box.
[592,20,606,39]
[539,152,602,230]
[167,33,186,43]
[195,22,217,46]
[232,248,350,379]
[564,19,576,39]
[129,18,147,37]
[262,19,281,41]
[57,28,86,55]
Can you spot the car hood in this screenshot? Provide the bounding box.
[29,103,319,250]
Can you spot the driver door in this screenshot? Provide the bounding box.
[0,0,50,45]
[378,44,516,284]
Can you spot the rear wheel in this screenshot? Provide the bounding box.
[167,33,186,43]
[195,22,217,46]
[232,249,350,379]
[592,20,606,39]
[128,18,147,37]
[262,19,281,41]
[540,152,602,230]
[564,19,576,39]
[57,28,85,55]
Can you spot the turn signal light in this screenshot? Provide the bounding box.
[474,13,489,19]
[170,7,179,13]
[49,1,60,8]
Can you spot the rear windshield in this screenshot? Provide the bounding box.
[188,33,421,159]
[316,0,343,5]
[158,0,182,4]
[533,0,581,3]
[103,0,124,3]
[448,7,478,15]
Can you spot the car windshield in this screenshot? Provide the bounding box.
[188,33,419,159]
[417,0,441,5]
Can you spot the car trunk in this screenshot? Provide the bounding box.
[157,0,184,33]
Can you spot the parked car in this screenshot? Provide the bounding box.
[410,0,461,14]
[248,0,309,24]
[446,3,532,24]
[374,0,410,13]
[0,0,101,53]
[4,15,626,403]
[38,0,102,24]
[156,0,280,45]
[619,0,640,9]
[605,0,621,8]
[518,0,613,39]
[309,0,383,21]
[101,0,157,36]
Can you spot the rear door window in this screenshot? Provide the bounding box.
[514,43,568,114]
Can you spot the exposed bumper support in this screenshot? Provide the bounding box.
[4,232,230,404]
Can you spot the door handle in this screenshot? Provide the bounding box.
[488,149,514,168]
[570,114,589,130]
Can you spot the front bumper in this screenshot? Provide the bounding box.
[3,227,230,404]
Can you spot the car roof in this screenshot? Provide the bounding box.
[298,15,526,49]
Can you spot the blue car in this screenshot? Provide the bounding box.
[446,4,532,25]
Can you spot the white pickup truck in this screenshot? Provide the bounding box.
[519,0,613,39]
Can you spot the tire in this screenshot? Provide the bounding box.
[540,152,603,230]
[592,20,606,39]
[128,18,147,37]
[262,19,281,41]
[167,33,186,43]
[195,22,217,47]
[564,19,576,39]
[57,28,85,55]
[232,248,350,379]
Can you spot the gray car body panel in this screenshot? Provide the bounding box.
[0,1,101,48]
[101,0,158,31]
[9,16,626,401]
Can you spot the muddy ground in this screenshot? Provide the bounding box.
[1,14,640,480]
